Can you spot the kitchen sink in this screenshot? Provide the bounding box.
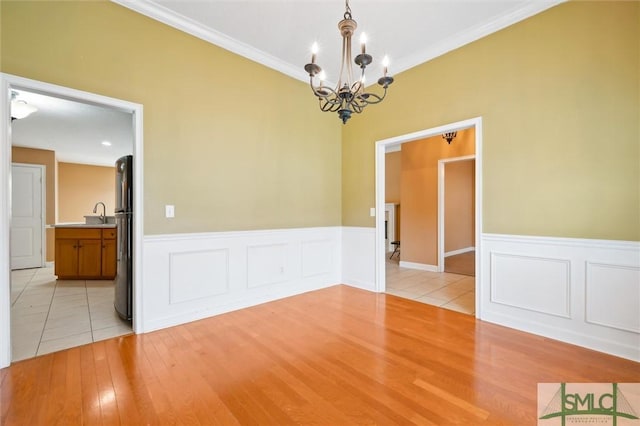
[84,215,116,225]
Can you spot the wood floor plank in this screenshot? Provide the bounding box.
[2,285,639,425]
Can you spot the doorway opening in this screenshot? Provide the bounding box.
[439,156,476,277]
[374,117,482,317]
[0,73,144,368]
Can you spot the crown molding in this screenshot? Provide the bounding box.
[111,0,566,83]
[110,0,309,82]
[393,1,566,74]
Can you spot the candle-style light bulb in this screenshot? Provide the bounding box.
[311,42,319,64]
[382,55,390,76]
[360,33,367,54]
[318,70,326,85]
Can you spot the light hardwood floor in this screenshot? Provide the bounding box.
[2,285,639,425]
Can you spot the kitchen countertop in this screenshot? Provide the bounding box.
[54,223,116,229]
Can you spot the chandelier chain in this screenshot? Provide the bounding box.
[344,0,352,20]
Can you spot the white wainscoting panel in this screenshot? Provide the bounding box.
[142,227,341,332]
[341,227,376,291]
[490,253,570,318]
[247,243,288,288]
[481,234,640,361]
[302,240,334,278]
[585,262,640,333]
[169,249,229,304]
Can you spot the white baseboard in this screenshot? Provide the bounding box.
[480,233,640,361]
[399,261,439,272]
[444,246,475,257]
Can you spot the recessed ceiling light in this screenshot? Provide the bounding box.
[101,141,112,147]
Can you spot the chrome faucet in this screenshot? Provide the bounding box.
[93,202,106,223]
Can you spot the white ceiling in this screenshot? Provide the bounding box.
[11,90,133,167]
[114,0,565,84]
[11,0,564,166]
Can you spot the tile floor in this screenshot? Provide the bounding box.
[386,257,476,315]
[10,266,132,362]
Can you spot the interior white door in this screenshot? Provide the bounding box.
[11,164,44,270]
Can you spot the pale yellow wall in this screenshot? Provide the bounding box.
[57,162,115,223]
[11,146,56,262]
[1,0,341,234]
[400,131,475,265]
[445,160,475,253]
[343,1,639,242]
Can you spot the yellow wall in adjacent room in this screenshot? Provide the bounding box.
[1,0,341,235]
[342,1,639,241]
[57,162,115,223]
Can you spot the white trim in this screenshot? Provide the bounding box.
[444,247,475,258]
[438,155,476,272]
[110,0,565,84]
[0,73,144,368]
[398,261,439,272]
[374,117,483,318]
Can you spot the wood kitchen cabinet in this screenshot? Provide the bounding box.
[55,227,117,280]
[101,229,117,278]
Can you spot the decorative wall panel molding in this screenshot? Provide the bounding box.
[169,249,229,304]
[489,253,570,318]
[143,227,341,332]
[585,262,640,333]
[481,233,640,361]
[247,243,288,288]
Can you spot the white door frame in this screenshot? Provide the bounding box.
[0,73,145,368]
[438,156,475,273]
[11,163,46,269]
[374,117,483,318]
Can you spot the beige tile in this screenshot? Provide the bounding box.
[46,307,90,323]
[12,341,40,362]
[91,312,127,331]
[414,295,448,307]
[92,325,132,342]
[425,284,470,300]
[11,309,49,326]
[50,294,88,308]
[41,319,91,342]
[37,332,93,356]
[447,277,476,291]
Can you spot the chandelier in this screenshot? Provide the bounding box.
[304,0,394,124]
[443,132,457,144]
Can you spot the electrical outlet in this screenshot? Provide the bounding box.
[165,205,175,218]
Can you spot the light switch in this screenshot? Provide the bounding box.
[370,207,376,217]
[165,205,175,218]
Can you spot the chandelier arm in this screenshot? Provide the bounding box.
[320,99,343,112]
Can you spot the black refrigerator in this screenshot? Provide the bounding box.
[114,155,133,321]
